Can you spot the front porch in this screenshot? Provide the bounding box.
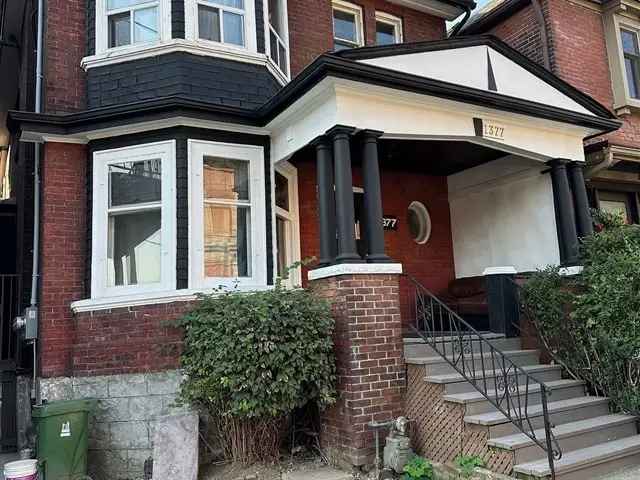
[265,36,620,469]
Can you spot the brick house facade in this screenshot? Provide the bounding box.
[2,0,622,476]
[462,0,640,224]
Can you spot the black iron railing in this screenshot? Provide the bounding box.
[0,274,21,361]
[405,274,561,479]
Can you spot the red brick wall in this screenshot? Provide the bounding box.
[45,0,86,113]
[295,155,456,328]
[312,273,404,467]
[489,4,545,67]
[40,143,88,377]
[288,0,446,76]
[73,303,187,377]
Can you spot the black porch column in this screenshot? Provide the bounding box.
[314,136,337,266]
[329,126,361,263]
[567,162,594,238]
[361,130,391,263]
[548,159,579,265]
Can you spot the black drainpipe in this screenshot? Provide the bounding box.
[449,5,473,37]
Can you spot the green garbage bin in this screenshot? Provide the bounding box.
[32,399,97,480]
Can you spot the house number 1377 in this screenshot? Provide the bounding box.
[484,123,505,140]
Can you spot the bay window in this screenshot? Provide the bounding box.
[196,0,246,46]
[189,140,267,289]
[622,29,640,99]
[92,141,176,298]
[107,0,160,48]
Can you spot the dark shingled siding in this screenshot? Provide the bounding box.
[172,0,185,38]
[86,52,281,109]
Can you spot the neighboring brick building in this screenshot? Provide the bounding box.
[2,0,625,476]
[462,0,640,223]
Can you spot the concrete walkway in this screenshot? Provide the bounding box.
[282,467,352,480]
[596,465,640,480]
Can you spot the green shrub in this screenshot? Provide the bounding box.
[403,456,434,480]
[176,279,337,462]
[521,217,640,415]
[454,454,485,477]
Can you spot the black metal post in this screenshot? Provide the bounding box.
[361,130,391,263]
[548,159,579,265]
[314,136,337,266]
[329,126,362,263]
[567,162,594,238]
[484,269,519,338]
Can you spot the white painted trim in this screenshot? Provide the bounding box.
[71,284,275,313]
[375,11,404,43]
[483,266,518,275]
[184,0,257,52]
[332,0,365,48]
[95,0,172,56]
[188,139,268,290]
[91,140,177,299]
[21,117,271,145]
[264,0,291,80]
[81,38,288,85]
[274,160,301,287]
[386,0,463,20]
[308,263,403,281]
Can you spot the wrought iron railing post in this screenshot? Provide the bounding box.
[541,385,557,480]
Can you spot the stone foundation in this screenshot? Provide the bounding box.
[39,370,188,480]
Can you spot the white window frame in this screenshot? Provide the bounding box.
[375,11,403,45]
[185,0,258,53]
[91,141,177,299]
[95,0,172,56]
[188,139,267,290]
[273,161,301,287]
[264,0,290,79]
[332,0,364,50]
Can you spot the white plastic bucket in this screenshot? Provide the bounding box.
[3,459,38,480]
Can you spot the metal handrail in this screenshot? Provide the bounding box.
[404,274,561,479]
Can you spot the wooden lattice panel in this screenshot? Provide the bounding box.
[462,424,514,475]
[405,364,515,475]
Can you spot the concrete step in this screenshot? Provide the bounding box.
[465,396,611,438]
[404,334,521,357]
[489,414,638,464]
[443,379,587,415]
[407,349,540,376]
[513,435,640,480]
[426,364,563,395]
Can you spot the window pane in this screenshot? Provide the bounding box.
[333,39,355,51]
[109,12,131,48]
[223,11,244,46]
[204,204,251,277]
[203,157,249,201]
[199,5,221,42]
[268,0,283,35]
[107,0,151,11]
[622,30,639,55]
[108,210,161,286]
[600,200,630,220]
[212,0,244,8]
[275,172,289,211]
[278,43,287,74]
[333,9,356,42]
[133,7,159,43]
[276,216,286,277]
[625,57,639,98]
[376,21,396,45]
[270,30,279,63]
[110,160,161,207]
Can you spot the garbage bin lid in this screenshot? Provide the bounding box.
[32,399,97,418]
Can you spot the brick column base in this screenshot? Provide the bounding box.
[310,273,405,468]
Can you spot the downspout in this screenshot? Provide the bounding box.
[530,0,551,70]
[449,5,472,37]
[31,0,44,404]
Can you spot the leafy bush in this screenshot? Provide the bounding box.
[454,454,485,477]
[521,217,640,414]
[403,456,434,480]
[176,279,337,463]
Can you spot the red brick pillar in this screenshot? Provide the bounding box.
[311,270,405,468]
[39,143,87,377]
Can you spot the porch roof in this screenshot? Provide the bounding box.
[8,36,620,150]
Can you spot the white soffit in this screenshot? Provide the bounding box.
[359,45,596,117]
